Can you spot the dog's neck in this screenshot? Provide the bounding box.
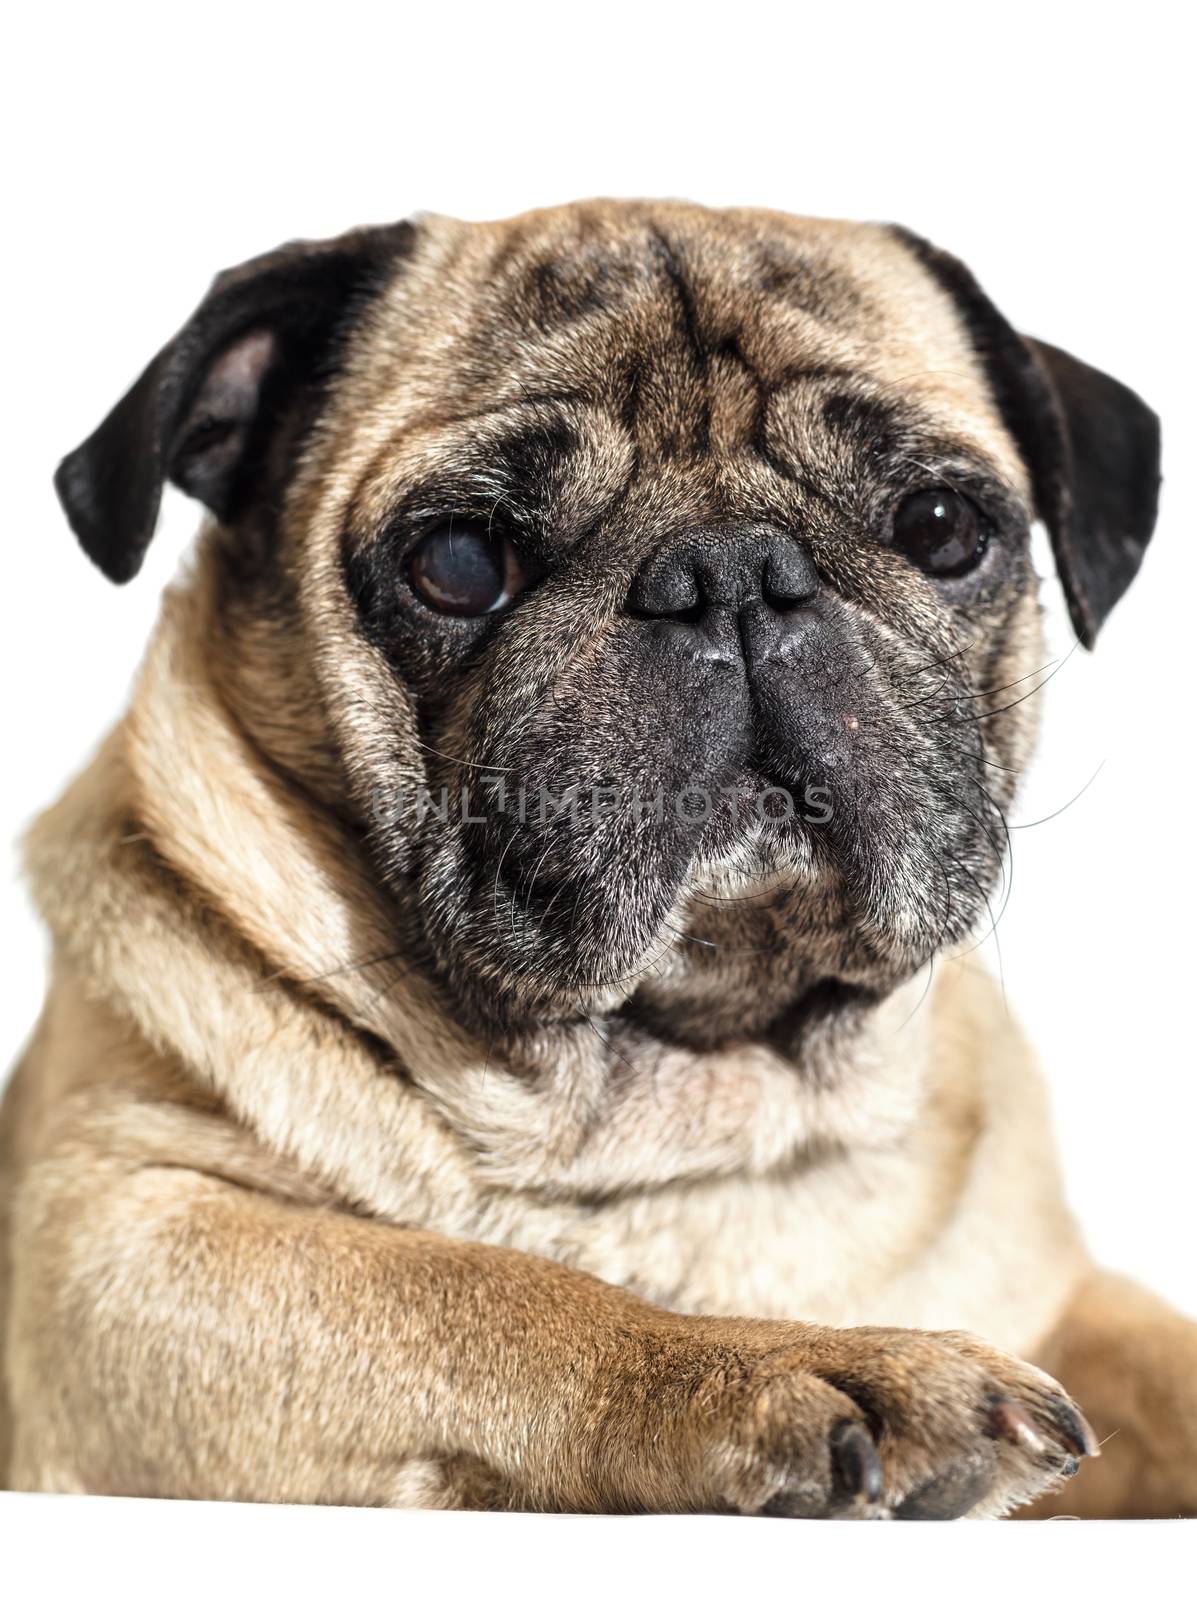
[63,561,934,1202]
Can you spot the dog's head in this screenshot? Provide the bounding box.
[56,202,1160,1044]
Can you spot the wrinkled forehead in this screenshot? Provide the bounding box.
[318,202,1027,528]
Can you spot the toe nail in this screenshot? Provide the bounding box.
[832,1421,883,1505]
[989,1399,1047,1453]
[1054,1401,1101,1459]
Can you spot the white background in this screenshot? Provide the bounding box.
[3,0,1195,1574]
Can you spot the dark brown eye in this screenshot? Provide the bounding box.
[890,489,990,577]
[408,520,527,616]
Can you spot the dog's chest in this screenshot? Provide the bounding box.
[391,985,1086,1359]
[458,1116,1083,1357]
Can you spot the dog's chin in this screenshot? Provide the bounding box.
[406,713,1005,1039]
[425,808,990,1050]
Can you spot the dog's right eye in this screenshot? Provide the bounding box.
[888,489,990,578]
[407,520,529,617]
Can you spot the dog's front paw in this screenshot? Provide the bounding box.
[629,1321,1097,1519]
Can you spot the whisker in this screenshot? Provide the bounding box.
[661,918,776,956]
[252,945,435,993]
[944,846,1008,1011]
[411,737,516,774]
[947,659,1059,705]
[1010,761,1106,830]
[923,644,1079,729]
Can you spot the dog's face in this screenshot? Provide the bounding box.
[56,202,1160,1045]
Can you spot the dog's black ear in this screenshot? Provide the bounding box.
[890,227,1161,647]
[54,222,414,583]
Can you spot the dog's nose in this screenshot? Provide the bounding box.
[626,528,820,668]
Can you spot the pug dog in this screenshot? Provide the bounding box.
[2,201,1192,1520]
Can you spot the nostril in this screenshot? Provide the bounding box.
[762,543,820,612]
[625,555,703,621]
[626,589,706,623]
[764,592,815,617]
[663,600,707,625]
[762,588,808,614]
[626,595,707,623]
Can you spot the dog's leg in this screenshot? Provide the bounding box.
[1018,1270,1197,1517]
[9,1160,1096,1515]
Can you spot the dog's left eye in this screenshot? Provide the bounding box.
[408,520,528,616]
[889,490,990,577]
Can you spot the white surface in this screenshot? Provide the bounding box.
[1,0,1193,1562]
[1,1493,1194,1600]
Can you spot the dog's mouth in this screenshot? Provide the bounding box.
[405,686,1000,1038]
